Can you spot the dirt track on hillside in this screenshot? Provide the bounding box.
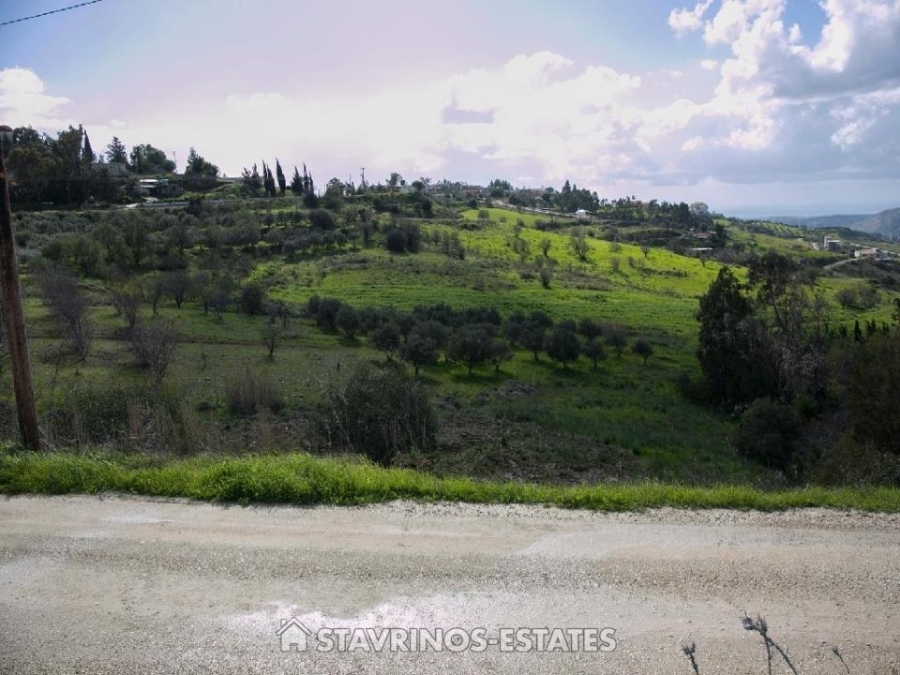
[1,495,898,674]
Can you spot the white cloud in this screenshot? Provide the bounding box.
[5,1,899,212]
[660,0,900,184]
[669,0,714,36]
[0,67,71,128]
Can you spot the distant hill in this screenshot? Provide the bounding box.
[857,208,900,238]
[769,207,900,238]
[769,214,871,229]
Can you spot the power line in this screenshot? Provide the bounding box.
[0,0,104,28]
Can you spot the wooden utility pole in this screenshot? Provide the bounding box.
[0,138,41,450]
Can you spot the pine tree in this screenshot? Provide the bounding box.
[275,159,286,197]
[185,147,219,177]
[241,163,262,195]
[106,136,127,164]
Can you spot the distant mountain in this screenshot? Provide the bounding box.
[856,208,900,238]
[768,207,900,238]
[769,214,871,229]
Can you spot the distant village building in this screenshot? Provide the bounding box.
[575,209,590,221]
[135,178,183,198]
[855,247,881,259]
[823,236,842,251]
[461,185,488,200]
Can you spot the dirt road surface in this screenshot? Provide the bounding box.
[1,495,898,674]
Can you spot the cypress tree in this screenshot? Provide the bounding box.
[290,166,303,195]
[275,159,286,196]
[82,130,95,166]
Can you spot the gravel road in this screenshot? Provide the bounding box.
[1,495,898,674]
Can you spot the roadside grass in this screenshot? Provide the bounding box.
[1,448,898,511]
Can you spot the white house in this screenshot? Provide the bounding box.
[575,209,589,221]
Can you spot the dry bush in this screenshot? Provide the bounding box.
[224,369,284,416]
[130,319,179,386]
[37,264,93,359]
[318,364,436,466]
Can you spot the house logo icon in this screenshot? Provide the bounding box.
[276,617,314,652]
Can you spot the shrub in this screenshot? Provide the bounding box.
[813,435,900,486]
[571,233,589,261]
[538,264,553,289]
[632,339,654,365]
[260,321,283,359]
[448,324,496,374]
[37,264,94,358]
[224,369,284,416]
[112,288,141,329]
[842,331,900,454]
[130,319,179,386]
[44,386,135,447]
[305,294,320,317]
[315,297,344,331]
[544,325,581,368]
[404,223,422,252]
[335,305,361,339]
[577,318,603,341]
[319,364,436,466]
[730,398,803,475]
[835,287,857,309]
[239,282,267,316]
[401,320,448,375]
[440,231,465,259]
[604,324,629,357]
[539,238,551,257]
[583,338,607,369]
[307,208,335,230]
[385,227,408,253]
[519,321,547,361]
[370,322,401,361]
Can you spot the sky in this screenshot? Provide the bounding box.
[1,0,899,217]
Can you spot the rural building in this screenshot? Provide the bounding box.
[575,209,590,221]
[135,178,183,198]
[823,236,842,251]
